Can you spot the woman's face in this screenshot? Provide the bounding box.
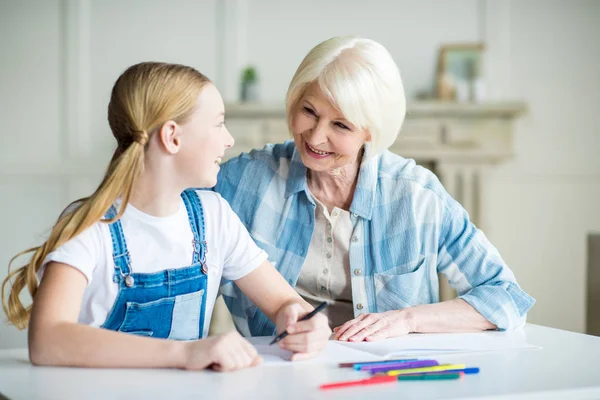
[291,83,370,173]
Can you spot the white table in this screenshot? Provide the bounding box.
[1,324,599,400]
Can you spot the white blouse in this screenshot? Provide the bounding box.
[295,194,357,329]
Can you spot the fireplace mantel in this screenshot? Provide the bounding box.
[225,100,526,224]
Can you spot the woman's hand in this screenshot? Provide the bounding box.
[333,310,415,342]
[275,302,332,361]
[183,331,262,371]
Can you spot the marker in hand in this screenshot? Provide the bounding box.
[269,301,328,345]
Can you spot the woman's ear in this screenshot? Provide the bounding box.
[158,120,181,154]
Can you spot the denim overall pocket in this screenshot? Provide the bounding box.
[118,290,205,340]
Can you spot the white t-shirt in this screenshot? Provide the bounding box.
[42,191,267,337]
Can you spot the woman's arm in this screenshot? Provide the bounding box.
[29,262,260,371]
[234,260,332,359]
[334,194,534,342]
[407,298,497,333]
[435,199,535,330]
[333,298,495,341]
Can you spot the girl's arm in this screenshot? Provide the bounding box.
[234,260,332,360]
[29,262,260,371]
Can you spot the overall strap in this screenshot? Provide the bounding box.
[181,189,207,268]
[105,205,133,278]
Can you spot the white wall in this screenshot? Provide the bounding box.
[483,0,600,332]
[243,0,482,101]
[88,0,218,155]
[0,0,598,348]
[0,0,65,349]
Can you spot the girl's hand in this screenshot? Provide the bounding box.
[183,331,262,371]
[275,302,332,361]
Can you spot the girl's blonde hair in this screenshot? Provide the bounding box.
[285,36,406,157]
[2,62,210,329]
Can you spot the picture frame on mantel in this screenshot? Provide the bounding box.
[436,43,485,102]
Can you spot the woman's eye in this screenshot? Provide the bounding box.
[303,106,316,116]
[335,122,350,130]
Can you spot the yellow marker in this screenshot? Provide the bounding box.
[387,364,467,376]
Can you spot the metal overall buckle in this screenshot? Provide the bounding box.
[114,250,135,287]
[193,239,208,274]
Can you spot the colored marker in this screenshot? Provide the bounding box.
[320,375,398,390]
[401,368,479,376]
[397,373,461,381]
[363,360,440,373]
[355,359,435,371]
[339,359,417,368]
[386,364,467,376]
[319,372,462,390]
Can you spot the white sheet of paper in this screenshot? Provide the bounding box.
[250,329,540,365]
[248,336,382,366]
[334,328,541,357]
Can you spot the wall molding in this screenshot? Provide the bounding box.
[482,0,513,100]
[217,0,249,102]
[486,174,600,185]
[62,0,92,160]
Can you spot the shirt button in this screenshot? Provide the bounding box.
[321,286,327,292]
[354,269,362,276]
[356,303,364,310]
[351,236,358,242]
[332,211,339,217]
[323,268,329,274]
[326,253,332,259]
[327,237,332,243]
[327,223,332,230]
[352,213,358,218]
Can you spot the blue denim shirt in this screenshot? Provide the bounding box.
[214,141,535,336]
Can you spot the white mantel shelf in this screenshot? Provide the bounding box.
[224,101,527,166]
[225,101,527,119]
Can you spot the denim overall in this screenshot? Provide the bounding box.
[100,189,209,340]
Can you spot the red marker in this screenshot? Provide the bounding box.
[319,375,397,390]
[320,372,465,390]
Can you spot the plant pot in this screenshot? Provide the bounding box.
[241,81,259,102]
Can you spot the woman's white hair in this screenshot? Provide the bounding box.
[285,36,406,157]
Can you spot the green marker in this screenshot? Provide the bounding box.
[397,373,461,381]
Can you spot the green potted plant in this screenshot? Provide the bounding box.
[240,65,259,102]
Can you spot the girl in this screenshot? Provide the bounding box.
[1,62,331,372]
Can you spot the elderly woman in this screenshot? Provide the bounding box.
[215,36,534,342]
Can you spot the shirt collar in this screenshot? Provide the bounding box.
[285,145,309,199]
[349,153,378,220]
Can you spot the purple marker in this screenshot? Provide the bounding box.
[364,360,440,374]
[351,359,417,370]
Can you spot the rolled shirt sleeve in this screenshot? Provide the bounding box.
[436,197,535,330]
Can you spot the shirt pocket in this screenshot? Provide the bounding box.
[373,256,433,312]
